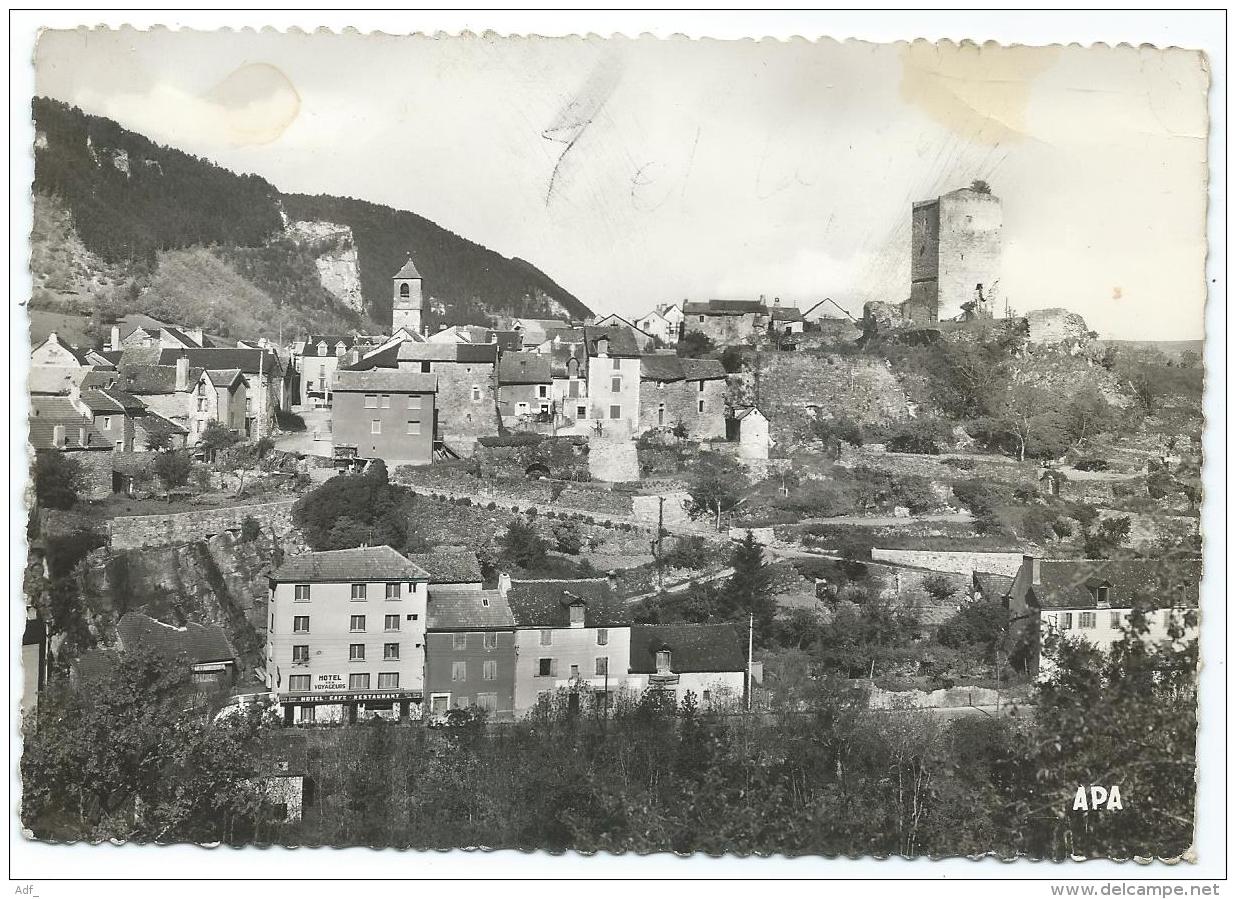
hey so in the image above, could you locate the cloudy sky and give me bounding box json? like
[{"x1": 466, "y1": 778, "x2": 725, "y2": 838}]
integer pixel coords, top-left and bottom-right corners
[{"x1": 35, "y1": 29, "x2": 1209, "y2": 340}]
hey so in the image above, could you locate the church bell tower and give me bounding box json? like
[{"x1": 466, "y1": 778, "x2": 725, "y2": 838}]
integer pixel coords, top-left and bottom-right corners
[{"x1": 391, "y1": 256, "x2": 424, "y2": 335}]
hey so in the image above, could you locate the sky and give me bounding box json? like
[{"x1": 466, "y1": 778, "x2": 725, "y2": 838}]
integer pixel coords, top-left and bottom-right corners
[{"x1": 34, "y1": 29, "x2": 1210, "y2": 340}]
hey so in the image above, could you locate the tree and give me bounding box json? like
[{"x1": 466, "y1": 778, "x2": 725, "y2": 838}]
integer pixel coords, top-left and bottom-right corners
[
  {"x1": 153, "y1": 450, "x2": 193, "y2": 500},
  {"x1": 719, "y1": 345, "x2": 744, "y2": 374},
  {"x1": 970, "y1": 179, "x2": 992, "y2": 194},
  {"x1": 199, "y1": 420, "x2": 241, "y2": 459},
  {"x1": 292, "y1": 469, "x2": 408, "y2": 551},
  {"x1": 21, "y1": 647, "x2": 270, "y2": 843},
  {"x1": 685, "y1": 452, "x2": 750, "y2": 529},
  {"x1": 32, "y1": 452, "x2": 83, "y2": 510},
  {"x1": 552, "y1": 520, "x2": 583, "y2": 555},
  {"x1": 1061, "y1": 387, "x2": 1121, "y2": 448},
  {"x1": 723, "y1": 531, "x2": 777, "y2": 641},
  {"x1": 1082, "y1": 516, "x2": 1131, "y2": 559},
  {"x1": 675, "y1": 331, "x2": 715, "y2": 359},
  {"x1": 500, "y1": 518, "x2": 549, "y2": 570},
  {"x1": 977, "y1": 382, "x2": 1068, "y2": 462},
  {"x1": 144, "y1": 430, "x2": 172, "y2": 452}
]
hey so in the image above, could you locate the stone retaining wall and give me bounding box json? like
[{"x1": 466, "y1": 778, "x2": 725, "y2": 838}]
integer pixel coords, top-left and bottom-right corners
[
  {"x1": 108, "y1": 500, "x2": 297, "y2": 550},
  {"x1": 870, "y1": 548, "x2": 1025, "y2": 577}
]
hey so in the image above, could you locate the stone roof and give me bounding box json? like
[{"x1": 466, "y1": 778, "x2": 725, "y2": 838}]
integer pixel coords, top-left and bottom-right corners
[
  {"x1": 394, "y1": 257, "x2": 423, "y2": 279},
  {"x1": 347, "y1": 341, "x2": 498, "y2": 369},
  {"x1": 116, "y1": 364, "x2": 202, "y2": 396},
  {"x1": 639, "y1": 355, "x2": 726, "y2": 382},
  {"x1": 628, "y1": 623, "x2": 746, "y2": 674},
  {"x1": 28, "y1": 396, "x2": 110, "y2": 450},
  {"x1": 682, "y1": 299, "x2": 768, "y2": 316},
  {"x1": 1027, "y1": 558, "x2": 1201, "y2": 611},
  {"x1": 581, "y1": 326, "x2": 641, "y2": 358},
  {"x1": 75, "y1": 613, "x2": 235, "y2": 683},
  {"x1": 973, "y1": 571, "x2": 1014, "y2": 601},
  {"x1": 135, "y1": 412, "x2": 189, "y2": 438},
  {"x1": 407, "y1": 551, "x2": 483, "y2": 584},
  {"x1": 301, "y1": 335, "x2": 361, "y2": 358},
  {"x1": 155, "y1": 347, "x2": 284, "y2": 377},
  {"x1": 269, "y1": 546, "x2": 431, "y2": 583},
  {"x1": 426, "y1": 589, "x2": 513, "y2": 631},
  {"x1": 498, "y1": 352, "x2": 552, "y2": 385},
  {"x1": 768, "y1": 306, "x2": 804, "y2": 322},
  {"x1": 506, "y1": 578, "x2": 631, "y2": 629},
  {"x1": 78, "y1": 387, "x2": 147, "y2": 414},
  {"x1": 204, "y1": 369, "x2": 245, "y2": 389},
  {"x1": 678, "y1": 358, "x2": 727, "y2": 381},
  {"x1": 332, "y1": 369, "x2": 437, "y2": 393}
]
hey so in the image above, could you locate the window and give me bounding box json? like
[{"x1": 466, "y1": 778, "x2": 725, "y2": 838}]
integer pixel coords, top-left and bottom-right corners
[
  {"x1": 384, "y1": 614, "x2": 400, "y2": 632},
  {"x1": 1096, "y1": 585, "x2": 1110, "y2": 604},
  {"x1": 612, "y1": 358, "x2": 621, "y2": 370},
  {"x1": 569, "y1": 605, "x2": 585, "y2": 627},
  {"x1": 294, "y1": 584, "x2": 311, "y2": 601},
  {"x1": 596, "y1": 628, "x2": 608, "y2": 646},
  {"x1": 1079, "y1": 612, "x2": 1097, "y2": 628},
  {"x1": 197, "y1": 382, "x2": 206, "y2": 396},
  {"x1": 699, "y1": 315, "x2": 705, "y2": 323},
  {"x1": 292, "y1": 645, "x2": 309, "y2": 664},
  {"x1": 538, "y1": 385, "x2": 548, "y2": 398},
  {"x1": 453, "y1": 633, "x2": 468, "y2": 650},
  {"x1": 569, "y1": 664, "x2": 580, "y2": 679},
  {"x1": 406, "y1": 421, "x2": 421, "y2": 435},
  {"x1": 595, "y1": 657, "x2": 608, "y2": 676},
  {"x1": 101, "y1": 416, "x2": 112, "y2": 430},
  {"x1": 1059, "y1": 612, "x2": 1073, "y2": 630},
  {"x1": 539, "y1": 629, "x2": 552, "y2": 646},
  {"x1": 349, "y1": 673, "x2": 370, "y2": 691},
  {"x1": 293, "y1": 616, "x2": 310, "y2": 633},
  {"x1": 698, "y1": 380, "x2": 705, "y2": 393},
  {"x1": 407, "y1": 395, "x2": 422, "y2": 410},
  {"x1": 197, "y1": 397, "x2": 207, "y2": 412},
  {"x1": 400, "y1": 283, "x2": 410, "y2": 298},
  {"x1": 698, "y1": 399, "x2": 705, "y2": 413},
  {"x1": 380, "y1": 395, "x2": 391, "y2": 408},
  {"x1": 383, "y1": 582, "x2": 401, "y2": 600},
  {"x1": 475, "y1": 692, "x2": 498, "y2": 712},
  {"x1": 350, "y1": 615, "x2": 366, "y2": 632},
  {"x1": 349, "y1": 643, "x2": 366, "y2": 661},
  {"x1": 351, "y1": 583, "x2": 368, "y2": 601},
  {"x1": 377, "y1": 672, "x2": 399, "y2": 689},
  {"x1": 516, "y1": 402, "x2": 529, "y2": 415},
  {"x1": 482, "y1": 660, "x2": 497, "y2": 681},
  {"x1": 371, "y1": 420, "x2": 382, "y2": 434},
  {"x1": 537, "y1": 658, "x2": 557, "y2": 677},
  {"x1": 471, "y1": 386, "x2": 481, "y2": 402},
  {"x1": 451, "y1": 661, "x2": 467, "y2": 682},
  {"x1": 656, "y1": 650, "x2": 672, "y2": 672},
  {"x1": 483, "y1": 633, "x2": 498, "y2": 650},
  {"x1": 288, "y1": 674, "x2": 310, "y2": 693},
  {"x1": 611, "y1": 377, "x2": 621, "y2": 393},
  {"x1": 420, "y1": 361, "x2": 431, "y2": 374},
  {"x1": 384, "y1": 643, "x2": 399, "y2": 661},
  {"x1": 365, "y1": 394, "x2": 378, "y2": 408},
  {"x1": 115, "y1": 441, "x2": 124, "y2": 451},
  {"x1": 1110, "y1": 611, "x2": 1122, "y2": 628},
  {"x1": 297, "y1": 705, "x2": 316, "y2": 724},
  {"x1": 576, "y1": 405, "x2": 587, "y2": 420},
  {"x1": 609, "y1": 405, "x2": 621, "y2": 420}
]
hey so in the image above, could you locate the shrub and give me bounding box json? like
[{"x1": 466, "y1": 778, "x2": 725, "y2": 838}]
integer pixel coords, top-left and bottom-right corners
[
  {"x1": 254, "y1": 436, "x2": 276, "y2": 460},
  {"x1": 553, "y1": 521, "x2": 584, "y2": 555},
  {"x1": 885, "y1": 418, "x2": 951, "y2": 455},
  {"x1": 239, "y1": 515, "x2": 261, "y2": 542},
  {"x1": 951, "y1": 479, "x2": 1006, "y2": 517},
  {"x1": 1074, "y1": 458, "x2": 1110, "y2": 472},
  {"x1": 1012, "y1": 482, "x2": 1039, "y2": 503},
  {"x1": 276, "y1": 409, "x2": 306, "y2": 432},
  {"x1": 476, "y1": 434, "x2": 544, "y2": 448},
  {"x1": 33, "y1": 452, "x2": 83, "y2": 510},
  {"x1": 499, "y1": 518, "x2": 549, "y2": 569},
  {"x1": 941, "y1": 457, "x2": 976, "y2": 471}
]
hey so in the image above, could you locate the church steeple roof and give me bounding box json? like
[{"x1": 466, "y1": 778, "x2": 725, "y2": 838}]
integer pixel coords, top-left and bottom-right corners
[{"x1": 394, "y1": 257, "x2": 422, "y2": 280}]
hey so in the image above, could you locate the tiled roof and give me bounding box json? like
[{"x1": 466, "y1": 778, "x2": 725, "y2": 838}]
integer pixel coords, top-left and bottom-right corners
[
  {"x1": 768, "y1": 306, "x2": 804, "y2": 322},
  {"x1": 488, "y1": 330, "x2": 524, "y2": 352},
  {"x1": 117, "y1": 612, "x2": 235, "y2": 664},
  {"x1": 160, "y1": 327, "x2": 204, "y2": 348},
  {"x1": 204, "y1": 368, "x2": 245, "y2": 389},
  {"x1": 731, "y1": 406, "x2": 766, "y2": 422},
  {"x1": 498, "y1": 353, "x2": 552, "y2": 385},
  {"x1": 28, "y1": 396, "x2": 110, "y2": 450},
  {"x1": 80, "y1": 370, "x2": 120, "y2": 390},
  {"x1": 679, "y1": 358, "x2": 727, "y2": 381},
  {"x1": 581, "y1": 326, "x2": 640, "y2": 358},
  {"x1": 115, "y1": 346, "x2": 163, "y2": 367},
  {"x1": 629, "y1": 623, "x2": 746, "y2": 674},
  {"x1": 302, "y1": 335, "x2": 362, "y2": 358},
  {"x1": 332, "y1": 369, "x2": 437, "y2": 393},
  {"x1": 155, "y1": 348, "x2": 284, "y2": 377},
  {"x1": 32, "y1": 334, "x2": 94, "y2": 366},
  {"x1": 394, "y1": 258, "x2": 423, "y2": 279},
  {"x1": 78, "y1": 387, "x2": 147, "y2": 414},
  {"x1": 346, "y1": 341, "x2": 498, "y2": 369},
  {"x1": 426, "y1": 590, "x2": 513, "y2": 630},
  {"x1": 1027, "y1": 558, "x2": 1202, "y2": 610},
  {"x1": 973, "y1": 571, "x2": 1014, "y2": 600},
  {"x1": 407, "y1": 551, "x2": 483, "y2": 584},
  {"x1": 135, "y1": 412, "x2": 188, "y2": 438},
  {"x1": 640, "y1": 354, "x2": 686, "y2": 381},
  {"x1": 269, "y1": 546, "x2": 431, "y2": 583},
  {"x1": 506, "y1": 578, "x2": 632, "y2": 628}
]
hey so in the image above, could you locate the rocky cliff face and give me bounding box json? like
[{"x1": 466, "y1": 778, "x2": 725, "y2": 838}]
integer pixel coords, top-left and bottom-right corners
[{"x1": 284, "y1": 220, "x2": 365, "y2": 313}]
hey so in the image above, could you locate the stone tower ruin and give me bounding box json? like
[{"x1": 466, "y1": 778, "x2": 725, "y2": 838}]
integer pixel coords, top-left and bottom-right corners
[{"x1": 906, "y1": 185, "x2": 1002, "y2": 324}]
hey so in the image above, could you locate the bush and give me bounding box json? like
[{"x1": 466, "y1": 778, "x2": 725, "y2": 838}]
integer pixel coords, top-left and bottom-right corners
[
  {"x1": 476, "y1": 434, "x2": 545, "y2": 448},
  {"x1": 499, "y1": 518, "x2": 549, "y2": 569},
  {"x1": 239, "y1": 515, "x2": 261, "y2": 542},
  {"x1": 292, "y1": 466, "x2": 409, "y2": 551},
  {"x1": 885, "y1": 418, "x2": 951, "y2": 455},
  {"x1": 553, "y1": 521, "x2": 584, "y2": 555},
  {"x1": 33, "y1": 452, "x2": 83, "y2": 510},
  {"x1": 254, "y1": 436, "x2": 276, "y2": 460},
  {"x1": 811, "y1": 416, "x2": 864, "y2": 450},
  {"x1": 951, "y1": 479, "x2": 1006, "y2": 517},
  {"x1": 1073, "y1": 458, "x2": 1110, "y2": 472},
  {"x1": 941, "y1": 457, "x2": 976, "y2": 471}
]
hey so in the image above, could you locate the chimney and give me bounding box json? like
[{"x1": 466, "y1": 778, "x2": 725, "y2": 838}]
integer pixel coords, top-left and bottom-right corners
[
  {"x1": 188, "y1": 327, "x2": 205, "y2": 347},
  {"x1": 52, "y1": 425, "x2": 65, "y2": 448},
  {"x1": 175, "y1": 353, "x2": 190, "y2": 391},
  {"x1": 497, "y1": 572, "x2": 512, "y2": 598},
  {"x1": 1024, "y1": 554, "x2": 1041, "y2": 585},
  {"x1": 110, "y1": 325, "x2": 121, "y2": 352}
]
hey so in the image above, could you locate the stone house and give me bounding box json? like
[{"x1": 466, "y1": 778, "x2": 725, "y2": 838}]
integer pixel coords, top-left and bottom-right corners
[
  {"x1": 295, "y1": 335, "x2": 367, "y2": 408},
  {"x1": 535, "y1": 330, "x2": 591, "y2": 427},
  {"x1": 767, "y1": 302, "x2": 805, "y2": 337},
  {"x1": 682, "y1": 299, "x2": 769, "y2": 345},
  {"x1": 580, "y1": 327, "x2": 642, "y2": 437},
  {"x1": 627, "y1": 623, "x2": 747, "y2": 709},
  {"x1": 266, "y1": 546, "x2": 432, "y2": 724},
  {"x1": 637, "y1": 354, "x2": 727, "y2": 438},
  {"x1": 636, "y1": 303, "x2": 683, "y2": 346},
  {"x1": 590, "y1": 314, "x2": 658, "y2": 351},
  {"x1": 155, "y1": 348, "x2": 289, "y2": 438},
  {"x1": 28, "y1": 395, "x2": 114, "y2": 499},
  {"x1": 29, "y1": 332, "x2": 115, "y2": 397},
  {"x1": 424, "y1": 588, "x2": 517, "y2": 719},
  {"x1": 331, "y1": 368, "x2": 437, "y2": 467},
  {"x1": 496, "y1": 352, "x2": 554, "y2": 424},
  {"x1": 1007, "y1": 555, "x2": 1201, "y2": 679},
  {"x1": 113, "y1": 357, "x2": 246, "y2": 446},
  {"x1": 727, "y1": 406, "x2": 772, "y2": 459},
  {"x1": 76, "y1": 385, "x2": 147, "y2": 452},
  {"x1": 506, "y1": 577, "x2": 635, "y2": 716},
  {"x1": 73, "y1": 612, "x2": 238, "y2": 689},
  {"x1": 345, "y1": 340, "x2": 499, "y2": 456},
  {"x1": 506, "y1": 317, "x2": 573, "y2": 350}
]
